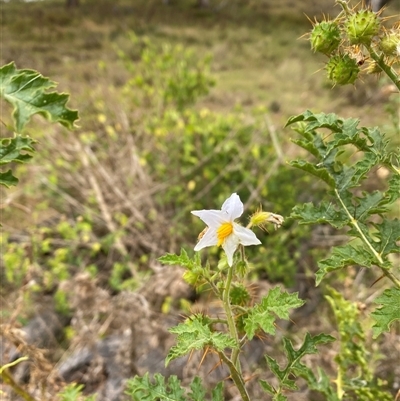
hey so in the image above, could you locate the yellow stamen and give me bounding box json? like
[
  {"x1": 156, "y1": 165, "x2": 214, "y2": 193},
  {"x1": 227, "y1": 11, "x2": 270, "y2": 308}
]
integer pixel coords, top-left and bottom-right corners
[{"x1": 217, "y1": 222, "x2": 233, "y2": 246}]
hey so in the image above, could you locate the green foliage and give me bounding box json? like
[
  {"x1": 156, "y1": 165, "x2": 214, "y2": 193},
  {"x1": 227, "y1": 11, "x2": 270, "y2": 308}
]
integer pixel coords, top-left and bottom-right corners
[
  {"x1": 0, "y1": 62, "x2": 78, "y2": 133},
  {"x1": 125, "y1": 373, "x2": 224, "y2": 401},
  {"x1": 2, "y1": 216, "x2": 106, "y2": 295},
  {"x1": 3, "y1": 241, "x2": 30, "y2": 287},
  {"x1": 160, "y1": 249, "x2": 206, "y2": 288},
  {"x1": 58, "y1": 383, "x2": 96, "y2": 401},
  {"x1": 371, "y1": 287, "x2": 400, "y2": 338},
  {"x1": 0, "y1": 62, "x2": 78, "y2": 189},
  {"x1": 285, "y1": 94, "x2": 398, "y2": 395},
  {"x1": 244, "y1": 287, "x2": 305, "y2": 339},
  {"x1": 155, "y1": 240, "x2": 332, "y2": 401},
  {"x1": 261, "y1": 333, "x2": 335, "y2": 400},
  {"x1": 0, "y1": 134, "x2": 36, "y2": 187},
  {"x1": 322, "y1": 287, "x2": 393, "y2": 400},
  {"x1": 166, "y1": 314, "x2": 237, "y2": 366},
  {"x1": 118, "y1": 32, "x2": 214, "y2": 112},
  {"x1": 326, "y1": 287, "x2": 369, "y2": 377},
  {"x1": 286, "y1": 112, "x2": 400, "y2": 333}
]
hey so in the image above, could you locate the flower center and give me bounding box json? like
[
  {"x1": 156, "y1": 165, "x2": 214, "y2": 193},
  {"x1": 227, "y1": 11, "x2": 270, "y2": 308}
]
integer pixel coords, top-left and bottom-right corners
[{"x1": 217, "y1": 222, "x2": 233, "y2": 246}]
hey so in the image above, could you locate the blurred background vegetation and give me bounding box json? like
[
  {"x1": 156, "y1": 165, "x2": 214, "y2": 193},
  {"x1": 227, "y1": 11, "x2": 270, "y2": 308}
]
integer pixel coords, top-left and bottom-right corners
[{"x1": 0, "y1": 0, "x2": 399, "y2": 399}]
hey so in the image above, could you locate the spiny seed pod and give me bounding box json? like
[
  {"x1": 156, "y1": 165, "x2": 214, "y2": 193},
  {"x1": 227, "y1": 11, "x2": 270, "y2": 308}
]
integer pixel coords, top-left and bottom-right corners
[
  {"x1": 310, "y1": 21, "x2": 341, "y2": 55},
  {"x1": 326, "y1": 54, "x2": 360, "y2": 85},
  {"x1": 379, "y1": 30, "x2": 400, "y2": 56},
  {"x1": 345, "y1": 10, "x2": 380, "y2": 45},
  {"x1": 230, "y1": 284, "x2": 251, "y2": 306}
]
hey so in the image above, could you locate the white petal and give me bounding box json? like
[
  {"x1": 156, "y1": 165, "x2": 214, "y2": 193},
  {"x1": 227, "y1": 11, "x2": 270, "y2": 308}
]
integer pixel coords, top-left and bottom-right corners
[
  {"x1": 221, "y1": 193, "x2": 243, "y2": 220},
  {"x1": 191, "y1": 210, "x2": 225, "y2": 228},
  {"x1": 194, "y1": 226, "x2": 218, "y2": 251},
  {"x1": 222, "y1": 234, "x2": 240, "y2": 266},
  {"x1": 233, "y1": 224, "x2": 261, "y2": 246}
]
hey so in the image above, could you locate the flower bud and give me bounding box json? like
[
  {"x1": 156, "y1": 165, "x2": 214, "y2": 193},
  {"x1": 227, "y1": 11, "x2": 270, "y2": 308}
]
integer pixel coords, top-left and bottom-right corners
[
  {"x1": 310, "y1": 21, "x2": 341, "y2": 55},
  {"x1": 326, "y1": 54, "x2": 360, "y2": 85},
  {"x1": 250, "y1": 210, "x2": 284, "y2": 230},
  {"x1": 345, "y1": 10, "x2": 380, "y2": 45}
]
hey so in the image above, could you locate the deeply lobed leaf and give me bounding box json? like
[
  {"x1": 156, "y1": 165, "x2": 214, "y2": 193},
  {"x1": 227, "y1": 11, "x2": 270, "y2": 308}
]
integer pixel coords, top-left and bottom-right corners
[
  {"x1": 371, "y1": 287, "x2": 400, "y2": 337},
  {"x1": 0, "y1": 62, "x2": 78, "y2": 132},
  {"x1": 371, "y1": 219, "x2": 400, "y2": 257},
  {"x1": 244, "y1": 287, "x2": 304, "y2": 339},
  {"x1": 0, "y1": 134, "x2": 36, "y2": 187},
  {"x1": 0, "y1": 169, "x2": 18, "y2": 188},
  {"x1": 166, "y1": 314, "x2": 236, "y2": 365},
  {"x1": 125, "y1": 373, "x2": 223, "y2": 401},
  {"x1": 316, "y1": 244, "x2": 375, "y2": 285},
  {"x1": 0, "y1": 134, "x2": 36, "y2": 165},
  {"x1": 290, "y1": 201, "x2": 348, "y2": 229},
  {"x1": 262, "y1": 333, "x2": 334, "y2": 399}
]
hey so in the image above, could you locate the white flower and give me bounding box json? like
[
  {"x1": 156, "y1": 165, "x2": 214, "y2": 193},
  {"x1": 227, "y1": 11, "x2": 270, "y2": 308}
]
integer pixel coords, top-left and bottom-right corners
[{"x1": 191, "y1": 193, "x2": 261, "y2": 266}]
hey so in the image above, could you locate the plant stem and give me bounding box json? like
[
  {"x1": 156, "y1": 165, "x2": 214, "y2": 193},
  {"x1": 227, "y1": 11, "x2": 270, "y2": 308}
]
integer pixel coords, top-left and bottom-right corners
[
  {"x1": 218, "y1": 351, "x2": 251, "y2": 401},
  {"x1": 335, "y1": 189, "x2": 400, "y2": 288},
  {"x1": 222, "y1": 263, "x2": 241, "y2": 371},
  {"x1": 0, "y1": 369, "x2": 37, "y2": 401},
  {"x1": 367, "y1": 45, "x2": 400, "y2": 91},
  {"x1": 336, "y1": 0, "x2": 352, "y2": 16}
]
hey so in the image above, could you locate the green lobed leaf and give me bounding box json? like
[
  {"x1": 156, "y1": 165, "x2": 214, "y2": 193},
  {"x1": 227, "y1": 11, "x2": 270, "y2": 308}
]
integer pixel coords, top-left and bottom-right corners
[
  {"x1": 297, "y1": 367, "x2": 340, "y2": 401},
  {"x1": 289, "y1": 159, "x2": 335, "y2": 187},
  {"x1": 325, "y1": 117, "x2": 365, "y2": 152},
  {"x1": 0, "y1": 62, "x2": 78, "y2": 132},
  {"x1": 0, "y1": 170, "x2": 18, "y2": 188},
  {"x1": 290, "y1": 201, "x2": 348, "y2": 229},
  {"x1": 285, "y1": 110, "x2": 346, "y2": 133},
  {"x1": 352, "y1": 191, "x2": 386, "y2": 221},
  {"x1": 316, "y1": 244, "x2": 375, "y2": 285},
  {"x1": 211, "y1": 382, "x2": 224, "y2": 401},
  {"x1": 263, "y1": 333, "x2": 334, "y2": 399},
  {"x1": 291, "y1": 136, "x2": 322, "y2": 159},
  {"x1": 324, "y1": 119, "x2": 388, "y2": 158},
  {"x1": 159, "y1": 249, "x2": 205, "y2": 287},
  {"x1": 265, "y1": 354, "x2": 297, "y2": 391},
  {"x1": 159, "y1": 248, "x2": 200, "y2": 269},
  {"x1": 283, "y1": 333, "x2": 335, "y2": 364},
  {"x1": 333, "y1": 154, "x2": 378, "y2": 192},
  {"x1": 188, "y1": 377, "x2": 224, "y2": 401},
  {"x1": 166, "y1": 314, "x2": 236, "y2": 366},
  {"x1": 244, "y1": 287, "x2": 305, "y2": 339},
  {"x1": 125, "y1": 373, "x2": 185, "y2": 401},
  {"x1": 188, "y1": 376, "x2": 206, "y2": 401},
  {"x1": 379, "y1": 174, "x2": 400, "y2": 207},
  {"x1": 0, "y1": 134, "x2": 36, "y2": 165},
  {"x1": 371, "y1": 219, "x2": 400, "y2": 258},
  {"x1": 282, "y1": 333, "x2": 336, "y2": 381},
  {"x1": 259, "y1": 380, "x2": 275, "y2": 395},
  {"x1": 371, "y1": 287, "x2": 400, "y2": 338},
  {"x1": 362, "y1": 126, "x2": 389, "y2": 157},
  {"x1": 287, "y1": 111, "x2": 392, "y2": 198},
  {"x1": 290, "y1": 127, "x2": 331, "y2": 160}
]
